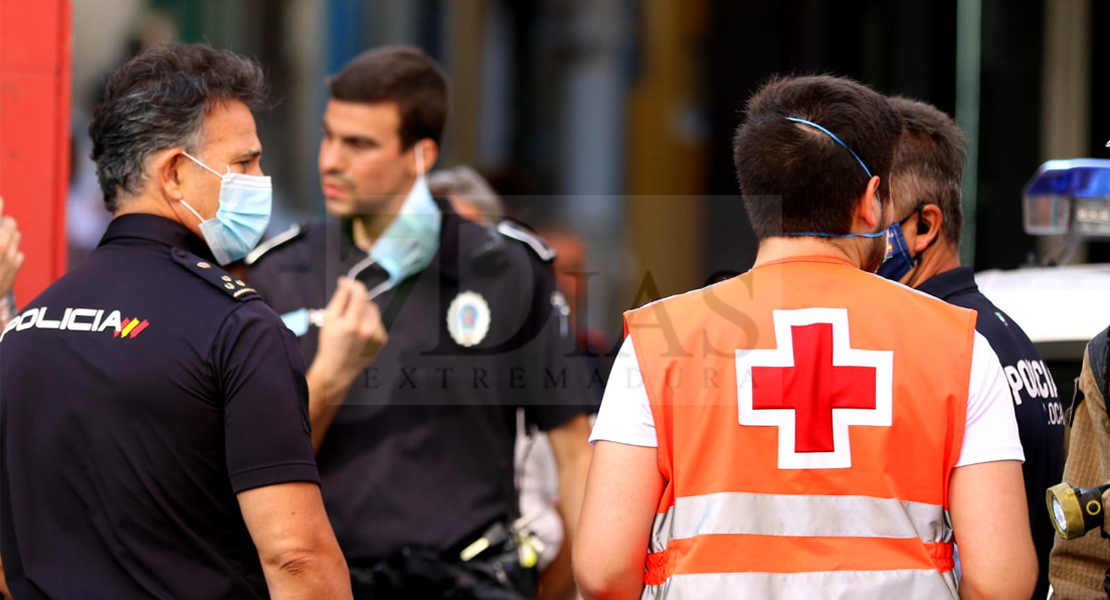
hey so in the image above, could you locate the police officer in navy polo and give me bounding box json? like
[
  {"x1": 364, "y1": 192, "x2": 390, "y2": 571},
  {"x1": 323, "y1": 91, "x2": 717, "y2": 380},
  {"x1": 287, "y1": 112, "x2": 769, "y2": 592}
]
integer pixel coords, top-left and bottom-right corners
[
  {"x1": 878, "y1": 96, "x2": 1064, "y2": 600},
  {"x1": 246, "y1": 46, "x2": 594, "y2": 599},
  {"x1": 0, "y1": 44, "x2": 352, "y2": 600}
]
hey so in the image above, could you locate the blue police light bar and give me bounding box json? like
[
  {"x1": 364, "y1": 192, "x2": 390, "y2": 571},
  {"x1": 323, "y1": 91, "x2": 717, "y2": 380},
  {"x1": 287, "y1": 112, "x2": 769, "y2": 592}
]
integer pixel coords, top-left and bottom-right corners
[{"x1": 1023, "y1": 159, "x2": 1110, "y2": 237}]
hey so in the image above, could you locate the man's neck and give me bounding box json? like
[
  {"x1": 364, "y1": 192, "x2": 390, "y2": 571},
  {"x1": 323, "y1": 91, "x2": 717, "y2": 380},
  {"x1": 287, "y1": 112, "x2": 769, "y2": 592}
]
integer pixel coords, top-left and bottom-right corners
[
  {"x1": 113, "y1": 194, "x2": 183, "y2": 224},
  {"x1": 348, "y1": 182, "x2": 414, "y2": 251},
  {"x1": 753, "y1": 237, "x2": 868, "y2": 270},
  {"x1": 907, "y1": 243, "x2": 962, "y2": 288},
  {"x1": 351, "y1": 213, "x2": 396, "y2": 252}
]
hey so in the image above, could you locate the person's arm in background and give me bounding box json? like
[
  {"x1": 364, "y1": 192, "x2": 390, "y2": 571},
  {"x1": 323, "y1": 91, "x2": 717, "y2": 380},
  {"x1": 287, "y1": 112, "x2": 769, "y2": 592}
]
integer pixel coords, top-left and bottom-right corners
[
  {"x1": 573, "y1": 337, "x2": 663, "y2": 600},
  {"x1": 0, "y1": 196, "x2": 21, "y2": 595},
  {"x1": 949, "y1": 461, "x2": 1036, "y2": 600},
  {"x1": 304, "y1": 277, "x2": 387, "y2": 452},
  {"x1": 523, "y1": 254, "x2": 595, "y2": 563},
  {"x1": 950, "y1": 334, "x2": 1037, "y2": 600},
  {"x1": 239, "y1": 482, "x2": 352, "y2": 600},
  {"x1": 0, "y1": 196, "x2": 25, "y2": 327},
  {"x1": 218, "y1": 302, "x2": 353, "y2": 598},
  {"x1": 548, "y1": 415, "x2": 593, "y2": 555},
  {"x1": 573, "y1": 440, "x2": 665, "y2": 600}
]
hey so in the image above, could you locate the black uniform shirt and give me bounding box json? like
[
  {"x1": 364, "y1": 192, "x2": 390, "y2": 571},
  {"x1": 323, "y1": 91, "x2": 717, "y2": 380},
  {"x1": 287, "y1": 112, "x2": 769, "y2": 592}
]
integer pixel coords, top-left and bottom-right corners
[
  {"x1": 247, "y1": 201, "x2": 590, "y2": 561},
  {"x1": 0, "y1": 214, "x2": 319, "y2": 600},
  {"x1": 918, "y1": 266, "x2": 1065, "y2": 600}
]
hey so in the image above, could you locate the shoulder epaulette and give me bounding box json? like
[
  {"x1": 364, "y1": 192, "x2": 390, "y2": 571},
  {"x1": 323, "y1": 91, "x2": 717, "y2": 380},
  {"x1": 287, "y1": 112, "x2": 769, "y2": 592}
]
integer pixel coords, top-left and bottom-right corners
[
  {"x1": 496, "y1": 220, "x2": 555, "y2": 262},
  {"x1": 245, "y1": 224, "x2": 302, "y2": 266},
  {"x1": 171, "y1": 248, "x2": 259, "y2": 301}
]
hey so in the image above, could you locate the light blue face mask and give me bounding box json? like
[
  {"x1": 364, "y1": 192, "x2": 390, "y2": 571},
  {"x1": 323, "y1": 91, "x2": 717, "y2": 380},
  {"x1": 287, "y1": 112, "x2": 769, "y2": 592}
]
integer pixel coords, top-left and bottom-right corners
[
  {"x1": 347, "y1": 145, "x2": 442, "y2": 299},
  {"x1": 180, "y1": 152, "x2": 273, "y2": 265}
]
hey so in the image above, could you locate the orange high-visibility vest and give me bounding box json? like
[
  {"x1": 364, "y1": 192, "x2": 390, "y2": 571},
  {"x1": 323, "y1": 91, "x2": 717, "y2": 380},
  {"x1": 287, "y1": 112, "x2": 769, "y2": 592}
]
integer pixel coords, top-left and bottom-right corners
[{"x1": 625, "y1": 256, "x2": 977, "y2": 599}]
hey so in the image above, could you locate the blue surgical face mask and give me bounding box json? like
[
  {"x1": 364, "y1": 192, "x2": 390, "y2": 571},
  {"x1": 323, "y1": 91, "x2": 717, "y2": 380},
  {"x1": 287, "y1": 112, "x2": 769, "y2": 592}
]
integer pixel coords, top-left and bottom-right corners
[
  {"x1": 876, "y1": 222, "x2": 915, "y2": 280},
  {"x1": 347, "y1": 145, "x2": 442, "y2": 299},
  {"x1": 180, "y1": 152, "x2": 273, "y2": 266}
]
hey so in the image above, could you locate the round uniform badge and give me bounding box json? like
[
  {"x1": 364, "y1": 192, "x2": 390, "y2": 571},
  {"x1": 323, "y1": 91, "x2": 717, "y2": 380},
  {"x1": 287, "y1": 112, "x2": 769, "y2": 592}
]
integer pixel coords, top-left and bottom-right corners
[{"x1": 447, "y1": 291, "x2": 491, "y2": 347}]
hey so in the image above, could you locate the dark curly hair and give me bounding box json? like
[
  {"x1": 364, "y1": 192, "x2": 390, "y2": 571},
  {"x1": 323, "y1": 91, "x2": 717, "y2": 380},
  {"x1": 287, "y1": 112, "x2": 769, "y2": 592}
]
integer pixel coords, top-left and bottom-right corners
[
  {"x1": 89, "y1": 43, "x2": 268, "y2": 211},
  {"x1": 888, "y1": 96, "x2": 967, "y2": 248},
  {"x1": 327, "y1": 46, "x2": 449, "y2": 149},
  {"x1": 733, "y1": 74, "x2": 902, "y2": 239}
]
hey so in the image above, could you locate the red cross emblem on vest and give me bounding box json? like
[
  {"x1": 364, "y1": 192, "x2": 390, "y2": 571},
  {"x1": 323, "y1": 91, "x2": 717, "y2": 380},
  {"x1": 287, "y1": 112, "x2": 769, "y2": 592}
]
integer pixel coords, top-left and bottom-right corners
[{"x1": 736, "y1": 308, "x2": 893, "y2": 469}]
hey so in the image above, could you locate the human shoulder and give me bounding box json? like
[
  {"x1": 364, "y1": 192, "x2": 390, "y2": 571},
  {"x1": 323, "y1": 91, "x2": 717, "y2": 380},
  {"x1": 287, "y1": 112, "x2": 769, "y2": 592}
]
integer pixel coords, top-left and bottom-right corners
[
  {"x1": 872, "y1": 271, "x2": 979, "y2": 321},
  {"x1": 966, "y1": 298, "x2": 1042, "y2": 361},
  {"x1": 444, "y1": 216, "x2": 556, "y2": 282},
  {"x1": 170, "y1": 247, "x2": 261, "y2": 303},
  {"x1": 496, "y1": 219, "x2": 555, "y2": 263},
  {"x1": 1085, "y1": 326, "x2": 1110, "y2": 401},
  {"x1": 628, "y1": 272, "x2": 751, "y2": 318}
]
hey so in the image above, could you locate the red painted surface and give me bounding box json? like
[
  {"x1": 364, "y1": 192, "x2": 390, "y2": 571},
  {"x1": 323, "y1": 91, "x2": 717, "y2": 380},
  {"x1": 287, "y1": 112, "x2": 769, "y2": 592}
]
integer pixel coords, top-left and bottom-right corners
[{"x1": 0, "y1": 0, "x2": 72, "y2": 305}]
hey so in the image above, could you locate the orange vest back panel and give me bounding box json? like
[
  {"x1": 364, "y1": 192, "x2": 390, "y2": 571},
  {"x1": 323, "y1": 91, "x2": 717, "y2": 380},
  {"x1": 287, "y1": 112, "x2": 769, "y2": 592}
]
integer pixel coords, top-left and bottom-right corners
[{"x1": 625, "y1": 257, "x2": 977, "y2": 598}]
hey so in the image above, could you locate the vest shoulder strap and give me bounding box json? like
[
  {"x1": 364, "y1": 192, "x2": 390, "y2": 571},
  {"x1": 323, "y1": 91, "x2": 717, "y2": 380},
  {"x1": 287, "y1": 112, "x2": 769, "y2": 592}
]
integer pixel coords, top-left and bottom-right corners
[{"x1": 1084, "y1": 326, "x2": 1110, "y2": 422}]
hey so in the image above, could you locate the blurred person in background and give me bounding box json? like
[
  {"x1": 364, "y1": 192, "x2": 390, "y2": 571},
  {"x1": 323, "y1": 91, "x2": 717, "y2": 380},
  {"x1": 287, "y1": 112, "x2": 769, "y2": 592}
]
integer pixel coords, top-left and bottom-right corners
[
  {"x1": 0, "y1": 43, "x2": 350, "y2": 600},
  {"x1": 575, "y1": 74, "x2": 1035, "y2": 600},
  {"x1": 529, "y1": 221, "x2": 611, "y2": 600},
  {"x1": 246, "y1": 46, "x2": 593, "y2": 599},
  {"x1": 532, "y1": 221, "x2": 614, "y2": 393},
  {"x1": 69, "y1": 11, "x2": 180, "y2": 269},
  {"x1": 877, "y1": 96, "x2": 1063, "y2": 600},
  {"x1": 429, "y1": 165, "x2": 578, "y2": 600},
  {"x1": 429, "y1": 165, "x2": 506, "y2": 224},
  {"x1": 0, "y1": 197, "x2": 24, "y2": 327}
]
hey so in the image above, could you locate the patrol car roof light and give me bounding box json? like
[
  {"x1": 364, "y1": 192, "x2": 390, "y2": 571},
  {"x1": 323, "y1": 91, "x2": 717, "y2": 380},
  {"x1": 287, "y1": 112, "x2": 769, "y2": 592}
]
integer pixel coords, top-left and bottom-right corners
[{"x1": 1023, "y1": 159, "x2": 1110, "y2": 238}]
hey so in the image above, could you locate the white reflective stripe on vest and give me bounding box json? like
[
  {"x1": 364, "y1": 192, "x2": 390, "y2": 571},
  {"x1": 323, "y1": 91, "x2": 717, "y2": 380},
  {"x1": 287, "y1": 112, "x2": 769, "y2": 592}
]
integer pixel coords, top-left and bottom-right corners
[
  {"x1": 642, "y1": 569, "x2": 958, "y2": 600},
  {"x1": 649, "y1": 492, "x2": 951, "y2": 553}
]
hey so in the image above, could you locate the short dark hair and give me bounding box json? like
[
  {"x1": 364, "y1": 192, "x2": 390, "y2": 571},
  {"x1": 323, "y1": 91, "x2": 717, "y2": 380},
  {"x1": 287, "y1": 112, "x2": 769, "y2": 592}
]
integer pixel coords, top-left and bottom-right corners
[
  {"x1": 888, "y1": 96, "x2": 967, "y2": 248},
  {"x1": 733, "y1": 75, "x2": 902, "y2": 239},
  {"x1": 327, "y1": 46, "x2": 449, "y2": 149},
  {"x1": 89, "y1": 43, "x2": 267, "y2": 212}
]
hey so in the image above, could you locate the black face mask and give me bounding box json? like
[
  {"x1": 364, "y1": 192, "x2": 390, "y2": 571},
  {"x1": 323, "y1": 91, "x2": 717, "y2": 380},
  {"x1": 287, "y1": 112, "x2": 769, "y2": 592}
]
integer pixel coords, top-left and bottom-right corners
[
  {"x1": 876, "y1": 220, "x2": 916, "y2": 281},
  {"x1": 876, "y1": 204, "x2": 933, "y2": 282}
]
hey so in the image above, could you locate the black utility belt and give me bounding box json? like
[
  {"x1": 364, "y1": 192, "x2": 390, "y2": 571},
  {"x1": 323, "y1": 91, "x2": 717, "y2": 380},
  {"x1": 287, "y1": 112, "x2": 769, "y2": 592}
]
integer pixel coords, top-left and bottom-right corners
[{"x1": 348, "y1": 522, "x2": 537, "y2": 600}]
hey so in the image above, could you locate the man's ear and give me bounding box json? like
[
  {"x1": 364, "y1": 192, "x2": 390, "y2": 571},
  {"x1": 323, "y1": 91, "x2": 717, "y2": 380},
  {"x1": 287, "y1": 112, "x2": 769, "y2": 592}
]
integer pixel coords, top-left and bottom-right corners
[
  {"x1": 912, "y1": 204, "x2": 943, "y2": 253},
  {"x1": 856, "y1": 176, "x2": 884, "y2": 230},
  {"x1": 153, "y1": 148, "x2": 186, "y2": 204},
  {"x1": 417, "y1": 139, "x2": 439, "y2": 174}
]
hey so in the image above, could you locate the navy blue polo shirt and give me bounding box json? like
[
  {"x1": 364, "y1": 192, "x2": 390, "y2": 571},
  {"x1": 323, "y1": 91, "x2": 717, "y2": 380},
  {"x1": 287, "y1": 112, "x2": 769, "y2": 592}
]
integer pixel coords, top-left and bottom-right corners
[
  {"x1": 0, "y1": 214, "x2": 319, "y2": 599},
  {"x1": 917, "y1": 266, "x2": 1064, "y2": 600},
  {"x1": 247, "y1": 202, "x2": 591, "y2": 561}
]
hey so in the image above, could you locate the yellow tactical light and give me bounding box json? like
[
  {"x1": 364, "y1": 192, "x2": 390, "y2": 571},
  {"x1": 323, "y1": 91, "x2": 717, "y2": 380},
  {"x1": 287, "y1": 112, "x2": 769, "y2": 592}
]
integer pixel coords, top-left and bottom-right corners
[{"x1": 1047, "y1": 482, "x2": 1110, "y2": 540}]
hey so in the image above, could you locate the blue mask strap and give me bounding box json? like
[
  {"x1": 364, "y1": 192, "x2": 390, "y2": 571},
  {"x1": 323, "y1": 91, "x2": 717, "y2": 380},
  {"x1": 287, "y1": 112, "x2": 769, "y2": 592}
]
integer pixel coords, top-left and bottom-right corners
[
  {"x1": 772, "y1": 117, "x2": 884, "y2": 239},
  {"x1": 777, "y1": 229, "x2": 887, "y2": 239},
  {"x1": 784, "y1": 117, "x2": 873, "y2": 178}
]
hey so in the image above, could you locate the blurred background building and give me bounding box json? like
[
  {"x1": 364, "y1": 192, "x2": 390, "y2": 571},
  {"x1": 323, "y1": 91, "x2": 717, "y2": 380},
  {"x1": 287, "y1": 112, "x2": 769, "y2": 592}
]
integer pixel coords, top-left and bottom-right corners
[{"x1": 65, "y1": 0, "x2": 1105, "y2": 340}]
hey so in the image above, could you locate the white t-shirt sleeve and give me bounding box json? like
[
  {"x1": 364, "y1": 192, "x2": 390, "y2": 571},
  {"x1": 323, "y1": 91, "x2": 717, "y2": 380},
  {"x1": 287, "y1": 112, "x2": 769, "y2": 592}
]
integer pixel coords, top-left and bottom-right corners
[
  {"x1": 588, "y1": 332, "x2": 1026, "y2": 466},
  {"x1": 589, "y1": 336, "x2": 658, "y2": 447},
  {"x1": 954, "y1": 331, "x2": 1025, "y2": 467}
]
